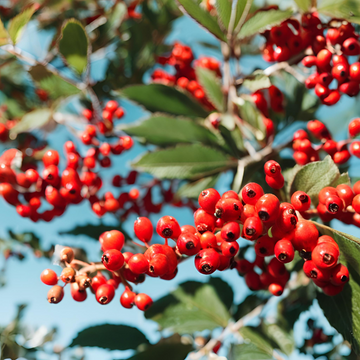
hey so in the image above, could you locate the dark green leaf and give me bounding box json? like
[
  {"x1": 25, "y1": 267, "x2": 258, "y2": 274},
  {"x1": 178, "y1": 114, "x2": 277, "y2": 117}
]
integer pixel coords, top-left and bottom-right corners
[
  {"x1": 208, "y1": 277, "x2": 234, "y2": 310},
  {"x1": 132, "y1": 144, "x2": 236, "y2": 180},
  {"x1": 238, "y1": 327, "x2": 274, "y2": 355},
  {"x1": 176, "y1": 0, "x2": 227, "y2": 41},
  {"x1": 315, "y1": 222, "x2": 360, "y2": 355},
  {"x1": 145, "y1": 280, "x2": 231, "y2": 333},
  {"x1": 10, "y1": 109, "x2": 53, "y2": 138},
  {"x1": 69, "y1": 324, "x2": 149, "y2": 350},
  {"x1": 215, "y1": 0, "x2": 232, "y2": 29},
  {"x1": 8, "y1": 5, "x2": 37, "y2": 44},
  {"x1": 125, "y1": 335, "x2": 192, "y2": 360},
  {"x1": 59, "y1": 223, "x2": 131, "y2": 241},
  {"x1": 58, "y1": 19, "x2": 89, "y2": 75},
  {"x1": 195, "y1": 67, "x2": 224, "y2": 112},
  {"x1": 234, "y1": 294, "x2": 269, "y2": 320},
  {"x1": 29, "y1": 65, "x2": 81, "y2": 99},
  {"x1": 121, "y1": 115, "x2": 221, "y2": 148},
  {"x1": 176, "y1": 175, "x2": 219, "y2": 199},
  {"x1": 121, "y1": 84, "x2": 209, "y2": 117},
  {"x1": 238, "y1": 99, "x2": 266, "y2": 141},
  {"x1": 219, "y1": 124, "x2": 245, "y2": 158},
  {"x1": 231, "y1": 343, "x2": 273, "y2": 360},
  {"x1": 242, "y1": 71, "x2": 271, "y2": 92},
  {"x1": 318, "y1": 0, "x2": 360, "y2": 24},
  {"x1": 294, "y1": 0, "x2": 311, "y2": 11},
  {"x1": 290, "y1": 156, "x2": 349, "y2": 207},
  {"x1": 239, "y1": 9, "x2": 293, "y2": 39}
]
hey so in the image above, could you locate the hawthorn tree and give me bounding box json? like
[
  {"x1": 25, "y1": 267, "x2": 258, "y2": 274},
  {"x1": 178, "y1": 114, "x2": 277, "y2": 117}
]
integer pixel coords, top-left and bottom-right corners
[{"x1": 1, "y1": 0, "x2": 360, "y2": 359}]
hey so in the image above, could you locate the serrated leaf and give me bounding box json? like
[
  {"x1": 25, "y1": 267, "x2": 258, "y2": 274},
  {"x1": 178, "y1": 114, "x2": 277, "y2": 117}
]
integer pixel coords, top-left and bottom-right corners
[
  {"x1": 318, "y1": 0, "x2": 360, "y2": 24},
  {"x1": 145, "y1": 280, "x2": 231, "y2": 333},
  {"x1": 238, "y1": 100, "x2": 266, "y2": 141},
  {"x1": 29, "y1": 65, "x2": 81, "y2": 99},
  {"x1": 121, "y1": 84, "x2": 209, "y2": 117},
  {"x1": 8, "y1": 5, "x2": 37, "y2": 44},
  {"x1": 176, "y1": 175, "x2": 219, "y2": 199},
  {"x1": 235, "y1": 0, "x2": 254, "y2": 30},
  {"x1": 231, "y1": 343, "x2": 273, "y2": 360},
  {"x1": 289, "y1": 156, "x2": 350, "y2": 206},
  {"x1": 10, "y1": 109, "x2": 52, "y2": 138},
  {"x1": 239, "y1": 9, "x2": 293, "y2": 39},
  {"x1": 314, "y1": 222, "x2": 360, "y2": 355},
  {"x1": 239, "y1": 327, "x2": 274, "y2": 355},
  {"x1": 195, "y1": 67, "x2": 224, "y2": 112},
  {"x1": 132, "y1": 144, "x2": 236, "y2": 180},
  {"x1": 242, "y1": 71, "x2": 271, "y2": 92},
  {"x1": 121, "y1": 115, "x2": 222, "y2": 148},
  {"x1": 58, "y1": 19, "x2": 88, "y2": 75},
  {"x1": 215, "y1": 0, "x2": 232, "y2": 29},
  {"x1": 177, "y1": 0, "x2": 227, "y2": 41},
  {"x1": 0, "y1": 19, "x2": 9, "y2": 46},
  {"x1": 104, "y1": 3, "x2": 127, "y2": 37},
  {"x1": 294, "y1": 0, "x2": 311, "y2": 11},
  {"x1": 69, "y1": 324, "x2": 149, "y2": 350}
]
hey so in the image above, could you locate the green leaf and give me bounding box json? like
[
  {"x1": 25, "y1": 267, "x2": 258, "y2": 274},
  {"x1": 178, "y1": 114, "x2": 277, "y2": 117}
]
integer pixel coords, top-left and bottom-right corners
[
  {"x1": 315, "y1": 222, "x2": 360, "y2": 355},
  {"x1": 239, "y1": 327, "x2": 274, "y2": 355},
  {"x1": 125, "y1": 335, "x2": 192, "y2": 360},
  {"x1": 10, "y1": 109, "x2": 52, "y2": 138},
  {"x1": 132, "y1": 144, "x2": 236, "y2": 180},
  {"x1": 235, "y1": 0, "x2": 254, "y2": 30},
  {"x1": 121, "y1": 115, "x2": 221, "y2": 148},
  {"x1": 195, "y1": 67, "x2": 224, "y2": 112},
  {"x1": 69, "y1": 324, "x2": 149, "y2": 350},
  {"x1": 289, "y1": 156, "x2": 349, "y2": 207},
  {"x1": 239, "y1": 9, "x2": 293, "y2": 39},
  {"x1": 242, "y1": 71, "x2": 271, "y2": 93},
  {"x1": 318, "y1": 0, "x2": 360, "y2": 24},
  {"x1": 331, "y1": 172, "x2": 351, "y2": 187},
  {"x1": 261, "y1": 322, "x2": 295, "y2": 356},
  {"x1": 122, "y1": 84, "x2": 209, "y2": 117},
  {"x1": 234, "y1": 294, "x2": 269, "y2": 320},
  {"x1": 58, "y1": 19, "x2": 89, "y2": 75},
  {"x1": 294, "y1": 0, "x2": 311, "y2": 12},
  {"x1": 29, "y1": 65, "x2": 81, "y2": 99},
  {"x1": 104, "y1": 3, "x2": 127, "y2": 37},
  {"x1": 231, "y1": 343, "x2": 273, "y2": 360},
  {"x1": 0, "y1": 19, "x2": 9, "y2": 46},
  {"x1": 145, "y1": 280, "x2": 231, "y2": 333},
  {"x1": 176, "y1": 175, "x2": 219, "y2": 199},
  {"x1": 238, "y1": 99, "x2": 266, "y2": 141},
  {"x1": 59, "y1": 223, "x2": 131, "y2": 241},
  {"x1": 176, "y1": 0, "x2": 227, "y2": 41},
  {"x1": 8, "y1": 5, "x2": 37, "y2": 44},
  {"x1": 215, "y1": 0, "x2": 232, "y2": 29}
]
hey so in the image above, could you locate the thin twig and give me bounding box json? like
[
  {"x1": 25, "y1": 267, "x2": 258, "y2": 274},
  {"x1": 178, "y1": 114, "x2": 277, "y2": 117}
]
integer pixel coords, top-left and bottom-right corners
[{"x1": 79, "y1": 263, "x2": 106, "y2": 274}]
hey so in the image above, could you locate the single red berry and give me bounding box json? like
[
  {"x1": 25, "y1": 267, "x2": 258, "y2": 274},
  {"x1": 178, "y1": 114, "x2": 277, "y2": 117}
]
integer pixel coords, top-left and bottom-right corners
[
  {"x1": 318, "y1": 186, "x2": 338, "y2": 204},
  {"x1": 254, "y1": 235, "x2": 276, "y2": 257},
  {"x1": 198, "y1": 188, "x2": 221, "y2": 213},
  {"x1": 220, "y1": 221, "x2": 240, "y2": 242},
  {"x1": 312, "y1": 242, "x2": 339, "y2": 269},
  {"x1": 101, "y1": 249, "x2": 125, "y2": 271},
  {"x1": 303, "y1": 260, "x2": 331, "y2": 281},
  {"x1": 156, "y1": 216, "x2": 181, "y2": 239},
  {"x1": 148, "y1": 253, "x2": 169, "y2": 277},
  {"x1": 181, "y1": 225, "x2": 197, "y2": 234},
  {"x1": 302, "y1": 55, "x2": 317, "y2": 67},
  {"x1": 322, "y1": 140, "x2": 337, "y2": 155},
  {"x1": 268, "y1": 283, "x2": 284, "y2": 296},
  {"x1": 265, "y1": 174, "x2": 284, "y2": 189},
  {"x1": 200, "y1": 231, "x2": 217, "y2": 249},
  {"x1": 120, "y1": 287, "x2": 136, "y2": 308},
  {"x1": 322, "y1": 90, "x2": 341, "y2": 106},
  {"x1": 352, "y1": 194, "x2": 360, "y2": 213},
  {"x1": 194, "y1": 248, "x2": 220, "y2": 274},
  {"x1": 105, "y1": 100, "x2": 118, "y2": 113},
  {"x1": 47, "y1": 285, "x2": 64, "y2": 304},
  {"x1": 255, "y1": 194, "x2": 280, "y2": 222},
  {"x1": 71, "y1": 283, "x2": 87, "y2": 302},
  {"x1": 177, "y1": 232, "x2": 201, "y2": 256},
  {"x1": 244, "y1": 270, "x2": 262, "y2": 291},
  {"x1": 82, "y1": 108, "x2": 93, "y2": 120},
  {"x1": 40, "y1": 269, "x2": 58, "y2": 285},
  {"x1": 324, "y1": 194, "x2": 344, "y2": 214},
  {"x1": 96, "y1": 284, "x2": 115, "y2": 305},
  {"x1": 264, "y1": 160, "x2": 281, "y2": 177},
  {"x1": 350, "y1": 141, "x2": 360, "y2": 158},
  {"x1": 194, "y1": 208, "x2": 216, "y2": 233},
  {"x1": 335, "y1": 184, "x2": 353, "y2": 207},
  {"x1": 333, "y1": 149, "x2": 351, "y2": 164},
  {"x1": 128, "y1": 253, "x2": 149, "y2": 274},
  {"x1": 91, "y1": 273, "x2": 108, "y2": 292},
  {"x1": 235, "y1": 259, "x2": 254, "y2": 275},
  {"x1": 42, "y1": 165, "x2": 59, "y2": 185},
  {"x1": 43, "y1": 150, "x2": 60, "y2": 167},
  {"x1": 307, "y1": 120, "x2": 331, "y2": 140},
  {"x1": 214, "y1": 198, "x2": 243, "y2": 222},
  {"x1": 292, "y1": 220, "x2": 319, "y2": 252},
  {"x1": 349, "y1": 118, "x2": 360, "y2": 137},
  {"x1": 100, "y1": 230, "x2": 125, "y2": 251},
  {"x1": 330, "y1": 263, "x2": 349, "y2": 286},
  {"x1": 134, "y1": 217, "x2": 153, "y2": 243},
  {"x1": 354, "y1": 181, "x2": 360, "y2": 195},
  {"x1": 291, "y1": 191, "x2": 311, "y2": 211},
  {"x1": 274, "y1": 239, "x2": 294, "y2": 263},
  {"x1": 241, "y1": 182, "x2": 264, "y2": 205},
  {"x1": 342, "y1": 37, "x2": 360, "y2": 56},
  {"x1": 243, "y1": 216, "x2": 263, "y2": 241},
  {"x1": 322, "y1": 283, "x2": 345, "y2": 296},
  {"x1": 221, "y1": 190, "x2": 239, "y2": 200},
  {"x1": 221, "y1": 240, "x2": 239, "y2": 257},
  {"x1": 268, "y1": 257, "x2": 287, "y2": 278},
  {"x1": 134, "y1": 293, "x2": 153, "y2": 311},
  {"x1": 115, "y1": 107, "x2": 125, "y2": 119}
]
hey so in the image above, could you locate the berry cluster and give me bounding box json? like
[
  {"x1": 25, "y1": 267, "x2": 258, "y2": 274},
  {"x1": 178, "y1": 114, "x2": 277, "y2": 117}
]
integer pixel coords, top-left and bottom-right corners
[
  {"x1": 262, "y1": 12, "x2": 323, "y2": 62},
  {"x1": 41, "y1": 160, "x2": 349, "y2": 308},
  {"x1": 152, "y1": 42, "x2": 221, "y2": 109},
  {"x1": 292, "y1": 118, "x2": 360, "y2": 166},
  {"x1": 302, "y1": 20, "x2": 360, "y2": 105},
  {"x1": 251, "y1": 85, "x2": 285, "y2": 137}
]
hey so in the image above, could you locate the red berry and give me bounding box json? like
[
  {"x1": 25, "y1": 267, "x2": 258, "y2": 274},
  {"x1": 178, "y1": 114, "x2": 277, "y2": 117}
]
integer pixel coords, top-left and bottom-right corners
[
  {"x1": 303, "y1": 260, "x2": 331, "y2": 281},
  {"x1": 82, "y1": 108, "x2": 93, "y2": 120},
  {"x1": 330, "y1": 263, "x2": 349, "y2": 286},
  {"x1": 105, "y1": 100, "x2": 118, "y2": 112},
  {"x1": 254, "y1": 235, "x2": 276, "y2": 257},
  {"x1": 264, "y1": 160, "x2": 281, "y2": 177},
  {"x1": 349, "y1": 118, "x2": 360, "y2": 137},
  {"x1": 181, "y1": 225, "x2": 197, "y2": 234},
  {"x1": 214, "y1": 198, "x2": 243, "y2": 222},
  {"x1": 134, "y1": 217, "x2": 153, "y2": 243},
  {"x1": 350, "y1": 63, "x2": 360, "y2": 82},
  {"x1": 198, "y1": 188, "x2": 221, "y2": 213},
  {"x1": 100, "y1": 230, "x2": 125, "y2": 251},
  {"x1": 40, "y1": 269, "x2": 58, "y2": 285},
  {"x1": 177, "y1": 232, "x2": 201, "y2": 256},
  {"x1": 322, "y1": 283, "x2": 344, "y2": 296},
  {"x1": 236, "y1": 259, "x2": 253, "y2": 275},
  {"x1": 268, "y1": 283, "x2": 284, "y2": 296},
  {"x1": 342, "y1": 37, "x2": 360, "y2": 56},
  {"x1": 134, "y1": 293, "x2": 153, "y2": 311},
  {"x1": 243, "y1": 216, "x2": 263, "y2": 241},
  {"x1": 115, "y1": 107, "x2": 125, "y2": 119},
  {"x1": 307, "y1": 120, "x2": 331, "y2": 140},
  {"x1": 200, "y1": 231, "x2": 217, "y2": 248},
  {"x1": 47, "y1": 285, "x2": 64, "y2": 304},
  {"x1": 312, "y1": 242, "x2": 339, "y2": 269},
  {"x1": 336, "y1": 184, "x2": 353, "y2": 207},
  {"x1": 221, "y1": 221, "x2": 240, "y2": 242},
  {"x1": 71, "y1": 283, "x2": 87, "y2": 302},
  {"x1": 268, "y1": 257, "x2": 287, "y2": 278},
  {"x1": 43, "y1": 150, "x2": 59, "y2": 167},
  {"x1": 241, "y1": 182, "x2": 264, "y2": 205},
  {"x1": 292, "y1": 220, "x2": 319, "y2": 252},
  {"x1": 194, "y1": 248, "x2": 220, "y2": 274},
  {"x1": 302, "y1": 55, "x2": 317, "y2": 67},
  {"x1": 350, "y1": 141, "x2": 360, "y2": 157},
  {"x1": 245, "y1": 270, "x2": 262, "y2": 291},
  {"x1": 128, "y1": 253, "x2": 149, "y2": 274},
  {"x1": 265, "y1": 174, "x2": 284, "y2": 189},
  {"x1": 322, "y1": 90, "x2": 341, "y2": 106},
  {"x1": 101, "y1": 249, "x2": 125, "y2": 271},
  {"x1": 324, "y1": 194, "x2": 344, "y2": 214},
  {"x1": 91, "y1": 274, "x2": 107, "y2": 292},
  {"x1": 194, "y1": 208, "x2": 216, "y2": 233},
  {"x1": 352, "y1": 194, "x2": 360, "y2": 213},
  {"x1": 221, "y1": 190, "x2": 239, "y2": 200},
  {"x1": 120, "y1": 288, "x2": 136, "y2": 308},
  {"x1": 96, "y1": 284, "x2": 115, "y2": 304},
  {"x1": 156, "y1": 216, "x2": 181, "y2": 239},
  {"x1": 274, "y1": 239, "x2": 294, "y2": 263},
  {"x1": 291, "y1": 191, "x2": 311, "y2": 211},
  {"x1": 255, "y1": 194, "x2": 280, "y2": 222}
]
